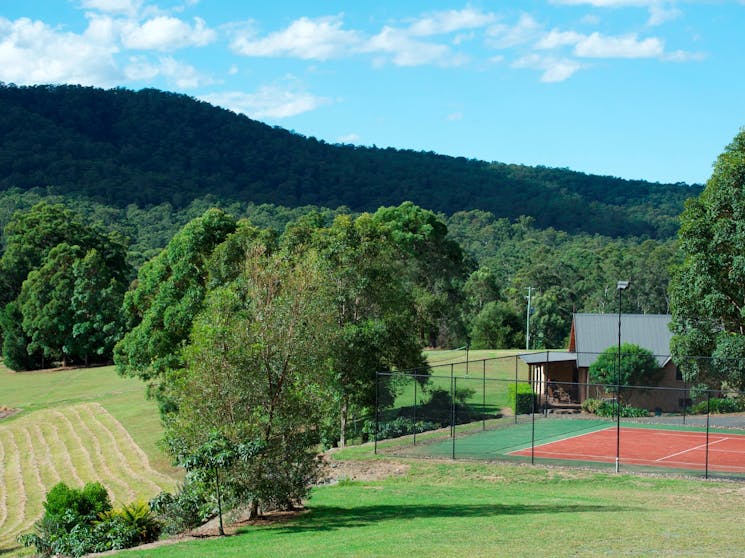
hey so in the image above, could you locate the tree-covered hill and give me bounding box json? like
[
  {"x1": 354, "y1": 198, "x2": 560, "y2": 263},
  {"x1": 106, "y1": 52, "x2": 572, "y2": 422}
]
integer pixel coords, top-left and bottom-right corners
[{"x1": 0, "y1": 84, "x2": 701, "y2": 238}]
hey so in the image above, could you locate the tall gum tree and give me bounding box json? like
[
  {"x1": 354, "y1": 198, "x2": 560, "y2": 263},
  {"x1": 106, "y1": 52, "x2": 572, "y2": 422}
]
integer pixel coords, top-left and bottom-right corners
[
  {"x1": 670, "y1": 129, "x2": 745, "y2": 388},
  {"x1": 114, "y1": 208, "x2": 237, "y2": 394}
]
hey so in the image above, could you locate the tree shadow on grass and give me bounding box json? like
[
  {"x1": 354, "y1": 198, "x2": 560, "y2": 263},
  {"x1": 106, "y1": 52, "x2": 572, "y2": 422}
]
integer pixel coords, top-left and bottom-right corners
[{"x1": 239, "y1": 502, "x2": 638, "y2": 534}]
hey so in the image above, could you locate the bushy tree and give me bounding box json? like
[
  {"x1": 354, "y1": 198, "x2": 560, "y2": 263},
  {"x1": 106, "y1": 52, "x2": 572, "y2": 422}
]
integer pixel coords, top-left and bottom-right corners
[
  {"x1": 282, "y1": 209, "x2": 428, "y2": 446},
  {"x1": 670, "y1": 129, "x2": 745, "y2": 388},
  {"x1": 469, "y1": 301, "x2": 523, "y2": 349},
  {"x1": 1, "y1": 202, "x2": 130, "y2": 369},
  {"x1": 114, "y1": 208, "x2": 236, "y2": 394},
  {"x1": 164, "y1": 247, "x2": 335, "y2": 517},
  {"x1": 589, "y1": 343, "x2": 662, "y2": 392}
]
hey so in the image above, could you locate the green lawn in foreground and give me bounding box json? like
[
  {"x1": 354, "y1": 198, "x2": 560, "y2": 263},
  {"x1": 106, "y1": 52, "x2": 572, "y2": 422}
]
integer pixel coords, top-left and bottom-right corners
[{"x1": 117, "y1": 445, "x2": 745, "y2": 558}]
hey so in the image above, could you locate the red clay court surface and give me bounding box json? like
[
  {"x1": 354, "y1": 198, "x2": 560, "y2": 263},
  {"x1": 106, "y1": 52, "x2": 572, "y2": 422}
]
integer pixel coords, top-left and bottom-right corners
[{"x1": 511, "y1": 426, "x2": 745, "y2": 473}]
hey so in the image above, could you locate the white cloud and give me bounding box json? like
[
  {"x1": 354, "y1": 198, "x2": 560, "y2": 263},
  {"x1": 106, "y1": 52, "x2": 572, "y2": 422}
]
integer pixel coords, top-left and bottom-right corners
[
  {"x1": 486, "y1": 14, "x2": 543, "y2": 49},
  {"x1": 662, "y1": 49, "x2": 705, "y2": 62},
  {"x1": 408, "y1": 7, "x2": 496, "y2": 36},
  {"x1": 513, "y1": 54, "x2": 585, "y2": 82},
  {"x1": 446, "y1": 111, "x2": 463, "y2": 121},
  {"x1": 201, "y1": 86, "x2": 332, "y2": 119},
  {"x1": 365, "y1": 26, "x2": 462, "y2": 67},
  {"x1": 231, "y1": 15, "x2": 360, "y2": 60},
  {"x1": 338, "y1": 133, "x2": 360, "y2": 143},
  {"x1": 231, "y1": 13, "x2": 470, "y2": 67},
  {"x1": 535, "y1": 29, "x2": 585, "y2": 49},
  {"x1": 574, "y1": 32, "x2": 664, "y2": 57},
  {"x1": 78, "y1": 0, "x2": 143, "y2": 17},
  {"x1": 551, "y1": 0, "x2": 662, "y2": 6},
  {"x1": 551, "y1": 0, "x2": 682, "y2": 27},
  {"x1": 124, "y1": 54, "x2": 213, "y2": 87},
  {"x1": 121, "y1": 16, "x2": 216, "y2": 51},
  {"x1": 647, "y1": 4, "x2": 681, "y2": 25},
  {"x1": 84, "y1": 13, "x2": 119, "y2": 44},
  {"x1": 0, "y1": 17, "x2": 120, "y2": 86}
]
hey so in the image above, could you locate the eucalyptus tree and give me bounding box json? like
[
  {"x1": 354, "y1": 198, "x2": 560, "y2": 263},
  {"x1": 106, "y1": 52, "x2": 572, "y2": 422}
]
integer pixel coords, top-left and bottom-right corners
[
  {"x1": 670, "y1": 129, "x2": 745, "y2": 388},
  {"x1": 164, "y1": 247, "x2": 335, "y2": 517},
  {"x1": 114, "y1": 208, "x2": 237, "y2": 401}
]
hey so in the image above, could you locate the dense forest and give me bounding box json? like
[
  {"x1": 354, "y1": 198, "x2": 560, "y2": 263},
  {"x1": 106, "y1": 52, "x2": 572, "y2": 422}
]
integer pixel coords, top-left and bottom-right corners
[
  {"x1": 0, "y1": 84, "x2": 701, "y2": 238},
  {"x1": 0, "y1": 83, "x2": 703, "y2": 371}
]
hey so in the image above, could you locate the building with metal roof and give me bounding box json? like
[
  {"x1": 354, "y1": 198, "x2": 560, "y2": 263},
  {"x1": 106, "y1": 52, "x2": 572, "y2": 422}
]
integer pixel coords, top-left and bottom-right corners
[{"x1": 519, "y1": 313, "x2": 686, "y2": 412}]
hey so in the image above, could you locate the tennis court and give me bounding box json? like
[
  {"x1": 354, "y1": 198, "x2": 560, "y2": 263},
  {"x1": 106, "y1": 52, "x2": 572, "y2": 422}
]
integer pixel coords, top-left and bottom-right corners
[
  {"x1": 395, "y1": 416, "x2": 745, "y2": 476},
  {"x1": 510, "y1": 426, "x2": 745, "y2": 473}
]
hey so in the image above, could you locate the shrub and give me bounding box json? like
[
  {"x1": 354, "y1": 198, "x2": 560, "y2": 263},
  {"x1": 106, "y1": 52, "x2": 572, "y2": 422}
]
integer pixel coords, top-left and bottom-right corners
[
  {"x1": 581, "y1": 398, "x2": 603, "y2": 414},
  {"x1": 97, "y1": 501, "x2": 161, "y2": 548},
  {"x1": 362, "y1": 417, "x2": 440, "y2": 440},
  {"x1": 689, "y1": 397, "x2": 745, "y2": 414},
  {"x1": 44, "y1": 481, "x2": 111, "y2": 524},
  {"x1": 19, "y1": 482, "x2": 160, "y2": 557},
  {"x1": 149, "y1": 479, "x2": 212, "y2": 535},
  {"x1": 593, "y1": 401, "x2": 649, "y2": 418},
  {"x1": 508, "y1": 383, "x2": 535, "y2": 415}
]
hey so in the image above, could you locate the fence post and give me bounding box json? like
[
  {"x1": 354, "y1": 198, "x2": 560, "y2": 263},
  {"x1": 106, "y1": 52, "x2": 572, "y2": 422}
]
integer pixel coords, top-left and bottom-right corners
[
  {"x1": 514, "y1": 355, "x2": 519, "y2": 425},
  {"x1": 452, "y1": 377, "x2": 457, "y2": 460},
  {"x1": 413, "y1": 376, "x2": 417, "y2": 446},
  {"x1": 374, "y1": 372, "x2": 379, "y2": 455},
  {"x1": 531, "y1": 378, "x2": 536, "y2": 465},
  {"x1": 705, "y1": 391, "x2": 711, "y2": 480},
  {"x1": 450, "y1": 363, "x2": 455, "y2": 438},
  {"x1": 482, "y1": 359, "x2": 486, "y2": 431}
]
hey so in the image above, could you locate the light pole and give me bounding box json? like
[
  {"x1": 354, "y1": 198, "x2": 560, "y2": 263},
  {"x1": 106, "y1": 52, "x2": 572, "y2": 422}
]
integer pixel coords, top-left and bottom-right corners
[
  {"x1": 525, "y1": 287, "x2": 533, "y2": 350},
  {"x1": 616, "y1": 280, "x2": 629, "y2": 473}
]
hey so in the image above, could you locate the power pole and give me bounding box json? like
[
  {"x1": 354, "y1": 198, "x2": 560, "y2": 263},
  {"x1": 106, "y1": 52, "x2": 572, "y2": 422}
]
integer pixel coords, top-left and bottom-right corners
[{"x1": 525, "y1": 287, "x2": 533, "y2": 350}]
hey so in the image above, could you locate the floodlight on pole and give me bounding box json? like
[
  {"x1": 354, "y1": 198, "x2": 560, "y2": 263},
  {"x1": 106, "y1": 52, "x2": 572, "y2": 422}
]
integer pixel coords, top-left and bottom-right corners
[{"x1": 615, "y1": 280, "x2": 630, "y2": 473}]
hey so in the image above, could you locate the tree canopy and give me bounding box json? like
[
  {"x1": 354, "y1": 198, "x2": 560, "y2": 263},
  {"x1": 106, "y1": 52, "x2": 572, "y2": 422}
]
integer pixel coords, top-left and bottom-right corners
[
  {"x1": 589, "y1": 343, "x2": 662, "y2": 391},
  {"x1": 670, "y1": 128, "x2": 745, "y2": 389},
  {"x1": 0, "y1": 202, "x2": 130, "y2": 369},
  {"x1": 0, "y1": 84, "x2": 699, "y2": 238}
]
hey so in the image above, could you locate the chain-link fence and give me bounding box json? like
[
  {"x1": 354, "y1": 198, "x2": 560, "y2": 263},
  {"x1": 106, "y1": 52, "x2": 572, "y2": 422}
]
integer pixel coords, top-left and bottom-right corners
[{"x1": 373, "y1": 353, "x2": 745, "y2": 480}]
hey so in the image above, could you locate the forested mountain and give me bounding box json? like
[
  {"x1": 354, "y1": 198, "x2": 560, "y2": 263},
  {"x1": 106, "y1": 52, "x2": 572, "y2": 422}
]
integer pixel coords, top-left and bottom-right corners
[{"x1": 0, "y1": 84, "x2": 701, "y2": 239}]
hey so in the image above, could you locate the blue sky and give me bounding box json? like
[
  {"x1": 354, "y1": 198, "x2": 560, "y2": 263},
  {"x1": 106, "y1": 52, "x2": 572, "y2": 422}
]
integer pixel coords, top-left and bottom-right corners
[{"x1": 1, "y1": 1, "x2": 743, "y2": 185}]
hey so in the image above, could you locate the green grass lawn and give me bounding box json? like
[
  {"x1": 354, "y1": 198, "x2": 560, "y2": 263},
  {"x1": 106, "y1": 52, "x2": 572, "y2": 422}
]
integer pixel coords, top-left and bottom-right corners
[
  {"x1": 0, "y1": 362, "x2": 176, "y2": 474},
  {"x1": 387, "y1": 350, "x2": 532, "y2": 421},
  {"x1": 117, "y1": 443, "x2": 745, "y2": 557}
]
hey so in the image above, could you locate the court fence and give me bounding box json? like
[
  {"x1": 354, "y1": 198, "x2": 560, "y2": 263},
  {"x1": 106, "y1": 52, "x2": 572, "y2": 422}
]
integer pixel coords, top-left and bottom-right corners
[{"x1": 372, "y1": 353, "x2": 745, "y2": 480}]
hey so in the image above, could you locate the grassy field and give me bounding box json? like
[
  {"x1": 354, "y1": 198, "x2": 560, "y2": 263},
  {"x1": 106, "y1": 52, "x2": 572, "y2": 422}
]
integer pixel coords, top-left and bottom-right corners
[
  {"x1": 118, "y1": 443, "x2": 745, "y2": 558},
  {"x1": 390, "y1": 349, "x2": 532, "y2": 418},
  {"x1": 0, "y1": 363, "x2": 180, "y2": 554},
  {"x1": 6, "y1": 354, "x2": 745, "y2": 557}
]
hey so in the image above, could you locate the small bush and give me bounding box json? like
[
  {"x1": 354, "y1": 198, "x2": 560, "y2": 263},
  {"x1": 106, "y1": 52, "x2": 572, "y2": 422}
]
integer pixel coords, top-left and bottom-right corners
[
  {"x1": 97, "y1": 501, "x2": 161, "y2": 548},
  {"x1": 581, "y1": 398, "x2": 603, "y2": 414},
  {"x1": 593, "y1": 401, "x2": 649, "y2": 418},
  {"x1": 362, "y1": 417, "x2": 440, "y2": 440},
  {"x1": 149, "y1": 480, "x2": 212, "y2": 535},
  {"x1": 508, "y1": 383, "x2": 535, "y2": 415},
  {"x1": 689, "y1": 397, "x2": 745, "y2": 414},
  {"x1": 19, "y1": 482, "x2": 160, "y2": 557},
  {"x1": 44, "y1": 481, "x2": 111, "y2": 524}
]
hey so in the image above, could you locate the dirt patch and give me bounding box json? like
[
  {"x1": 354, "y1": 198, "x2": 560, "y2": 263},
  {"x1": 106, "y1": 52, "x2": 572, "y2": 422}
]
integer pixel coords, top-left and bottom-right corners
[
  {"x1": 321, "y1": 455, "x2": 410, "y2": 483},
  {"x1": 0, "y1": 405, "x2": 20, "y2": 420}
]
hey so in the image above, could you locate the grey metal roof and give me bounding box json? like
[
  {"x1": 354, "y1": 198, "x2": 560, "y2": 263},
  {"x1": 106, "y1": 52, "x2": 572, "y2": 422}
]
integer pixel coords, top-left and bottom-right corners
[
  {"x1": 573, "y1": 313, "x2": 672, "y2": 368},
  {"x1": 519, "y1": 351, "x2": 577, "y2": 365}
]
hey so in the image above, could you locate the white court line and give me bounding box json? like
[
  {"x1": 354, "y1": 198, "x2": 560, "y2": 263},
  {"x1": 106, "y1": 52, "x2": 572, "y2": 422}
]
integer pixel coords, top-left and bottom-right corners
[{"x1": 656, "y1": 437, "x2": 728, "y2": 463}]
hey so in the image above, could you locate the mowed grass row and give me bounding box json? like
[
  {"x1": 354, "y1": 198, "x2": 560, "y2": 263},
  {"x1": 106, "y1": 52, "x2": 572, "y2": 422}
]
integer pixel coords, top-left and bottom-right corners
[{"x1": 0, "y1": 402, "x2": 178, "y2": 553}]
